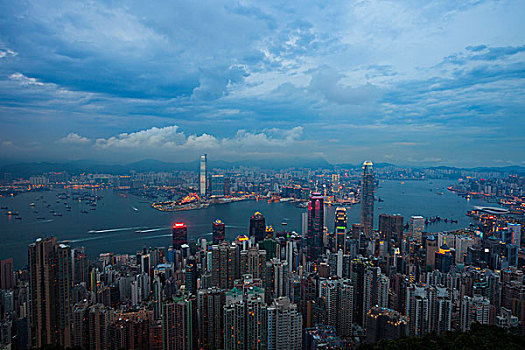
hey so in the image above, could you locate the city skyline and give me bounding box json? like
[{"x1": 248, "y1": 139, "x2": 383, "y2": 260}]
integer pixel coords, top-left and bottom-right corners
[{"x1": 0, "y1": 1, "x2": 523, "y2": 166}]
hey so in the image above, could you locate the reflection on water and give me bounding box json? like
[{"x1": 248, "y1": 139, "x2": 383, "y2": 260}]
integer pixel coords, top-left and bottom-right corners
[{"x1": 0, "y1": 179, "x2": 487, "y2": 266}]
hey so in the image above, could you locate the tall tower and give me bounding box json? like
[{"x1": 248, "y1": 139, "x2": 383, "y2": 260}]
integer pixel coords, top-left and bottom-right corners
[
  {"x1": 172, "y1": 222, "x2": 188, "y2": 249},
  {"x1": 334, "y1": 207, "x2": 347, "y2": 253},
  {"x1": 360, "y1": 161, "x2": 374, "y2": 235},
  {"x1": 307, "y1": 193, "x2": 324, "y2": 261},
  {"x1": 250, "y1": 212, "x2": 266, "y2": 243},
  {"x1": 28, "y1": 237, "x2": 72, "y2": 348},
  {"x1": 212, "y1": 219, "x2": 226, "y2": 245},
  {"x1": 200, "y1": 154, "x2": 207, "y2": 197}
]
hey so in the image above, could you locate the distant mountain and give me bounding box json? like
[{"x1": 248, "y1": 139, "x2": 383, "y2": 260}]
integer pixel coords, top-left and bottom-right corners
[
  {"x1": 0, "y1": 158, "x2": 523, "y2": 178},
  {"x1": 0, "y1": 156, "x2": 332, "y2": 177}
]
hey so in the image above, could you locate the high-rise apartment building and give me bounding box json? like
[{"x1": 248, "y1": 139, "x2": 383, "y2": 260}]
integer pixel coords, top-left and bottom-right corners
[
  {"x1": 211, "y1": 242, "x2": 239, "y2": 289},
  {"x1": 28, "y1": 237, "x2": 72, "y2": 348},
  {"x1": 267, "y1": 297, "x2": 302, "y2": 350},
  {"x1": 197, "y1": 288, "x2": 226, "y2": 349},
  {"x1": 366, "y1": 307, "x2": 408, "y2": 343},
  {"x1": 0, "y1": 258, "x2": 14, "y2": 290},
  {"x1": 360, "y1": 161, "x2": 374, "y2": 235},
  {"x1": 224, "y1": 285, "x2": 267, "y2": 350}
]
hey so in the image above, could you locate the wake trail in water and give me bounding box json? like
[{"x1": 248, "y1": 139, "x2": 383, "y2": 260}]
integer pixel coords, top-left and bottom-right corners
[
  {"x1": 136, "y1": 227, "x2": 170, "y2": 233},
  {"x1": 87, "y1": 226, "x2": 145, "y2": 234}
]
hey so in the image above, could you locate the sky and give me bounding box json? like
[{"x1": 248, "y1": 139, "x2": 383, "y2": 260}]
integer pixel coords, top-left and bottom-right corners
[{"x1": 0, "y1": 0, "x2": 524, "y2": 167}]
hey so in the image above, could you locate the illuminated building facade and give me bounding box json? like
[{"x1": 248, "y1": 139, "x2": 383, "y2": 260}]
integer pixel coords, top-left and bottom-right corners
[
  {"x1": 307, "y1": 193, "x2": 324, "y2": 260},
  {"x1": 200, "y1": 154, "x2": 207, "y2": 197},
  {"x1": 250, "y1": 212, "x2": 266, "y2": 243},
  {"x1": 172, "y1": 223, "x2": 188, "y2": 250},
  {"x1": 28, "y1": 237, "x2": 72, "y2": 348},
  {"x1": 334, "y1": 207, "x2": 347, "y2": 253},
  {"x1": 360, "y1": 161, "x2": 374, "y2": 235},
  {"x1": 212, "y1": 219, "x2": 226, "y2": 244}
]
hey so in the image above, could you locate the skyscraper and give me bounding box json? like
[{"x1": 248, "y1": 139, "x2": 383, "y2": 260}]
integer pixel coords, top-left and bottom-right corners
[
  {"x1": 0, "y1": 258, "x2": 14, "y2": 290},
  {"x1": 360, "y1": 161, "x2": 374, "y2": 235},
  {"x1": 212, "y1": 219, "x2": 226, "y2": 244},
  {"x1": 409, "y1": 216, "x2": 425, "y2": 244},
  {"x1": 28, "y1": 237, "x2": 72, "y2": 348},
  {"x1": 199, "y1": 154, "x2": 207, "y2": 197},
  {"x1": 250, "y1": 212, "x2": 266, "y2": 243},
  {"x1": 307, "y1": 193, "x2": 324, "y2": 260},
  {"x1": 224, "y1": 285, "x2": 267, "y2": 350},
  {"x1": 172, "y1": 223, "x2": 188, "y2": 250},
  {"x1": 267, "y1": 297, "x2": 302, "y2": 350},
  {"x1": 210, "y1": 174, "x2": 225, "y2": 197},
  {"x1": 378, "y1": 214, "x2": 404, "y2": 245},
  {"x1": 366, "y1": 307, "x2": 408, "y2": 343},
  {"x1": 334, "y1": 207, "x2": 347, "y2": 253}
]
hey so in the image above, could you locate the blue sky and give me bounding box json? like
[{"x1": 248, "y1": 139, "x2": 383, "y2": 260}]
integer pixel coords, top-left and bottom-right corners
[{"x1": 0, "y1": 0, "x2": 524, "y2": 166}]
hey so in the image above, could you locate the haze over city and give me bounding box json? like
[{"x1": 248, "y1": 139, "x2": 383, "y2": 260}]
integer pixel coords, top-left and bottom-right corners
[{"x1": 0, "y1": 0, "x2": 524, "y2": 166}]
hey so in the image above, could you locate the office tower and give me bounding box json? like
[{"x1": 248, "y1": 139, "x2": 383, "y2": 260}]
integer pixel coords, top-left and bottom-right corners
[
  {"x1": 460, "y1": 296, "x2": 494, "y2": 331},
  {"x1": 250, "y1": 212, "x2": 266, "y2": 243},
  {"x1": 301, "y1": 212, "x2": 308, "y2": 237},
  {"x1": 163, "y1": 296, "x2": 196, "y2": 350},
  {"x1": 224, "y1": 286, "x2": 267, "y2": 350},
  {"x1": 197, "y1": 288, "x2": 226, "y2": 349},
  {"x1": 212, "y1": 219, "x2": 226, "y2": 244},
  {"x1": 425, "y1": 235, "x2": 438, "y2": 270},
  {"x1": 366, "y1": 307, "x2": 408, "y2": 343},
  {"x1": 0, "y1": 258, "x2": 14, "y2": 290},
  {"x1": 508, "y1": 223, "x2": 521, "y2": 247},
  {"x1": 378, "y1": 213, "x2": 404, "y2": 246},
  {"x1": 200, "y1": 154, "x2": 207, "y2": 196},
  {"x1": 363, "y1": 267, "x2": 389, "y2": 325},
  {"x1": 334, "y1": 207, "x2": 347, "y2": 253},
  {"x1": 267, "y1": 297, "x2": 302, "y2": 350},
  {"x1": 351, "y1": 259, "x2": 367, "y2": 326},
  {"x1": 172, "y1": 223, "x2": 187, "y2": 250},
  {"x1": 435, "y1": 244, "x2": 455, "y2": 273},
  {"x1": 360, "y1": 161, "x2": 374, "y2": 235},
  {"x1": 240, "y1": 247, "x2": 267, "y2": 280},
  {"x1": 307, "y1": 193, "x2": 324, "y2": 260},
  {"x1": 211, "y1": 242, "x2": 238, "y2": 289},
  {"x1": 409, "y1": 216, "x2": 425, "y2": 244},
  {"x1": 28, "y1": 237, "x2": 72, "y2": 348},
  {"x1": 210, "y1": 174, "x2": 225, "y2": 197}
]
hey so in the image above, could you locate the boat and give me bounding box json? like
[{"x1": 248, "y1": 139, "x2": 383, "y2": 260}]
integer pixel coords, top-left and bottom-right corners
[
  {"x1": 37, "y1": 217, "x2": 45, "y2": 220},
  {"x1": 29, "y1": 203, "x2": 35, "y2": 207},
  {"x1": 53, "y1": 212, "x2": 62, "y2": 216},
  {"x1": 15, "y1": 217, "x2": 22, "y2": 220},
  {"x1": 1, "y1": 206, "x2": 8, "y2": 209},
  {"x1": 281, "y1": 222, "x2": 288, "y2": 226},
  {"x1": 81, "y1": 210, "x2": 89, "y2": 214}
]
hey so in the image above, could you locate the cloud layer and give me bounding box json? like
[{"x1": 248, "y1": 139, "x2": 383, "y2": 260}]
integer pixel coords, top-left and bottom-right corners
[{"x1": 0, "y1": 0, "x2": 523, "y2": 166}]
